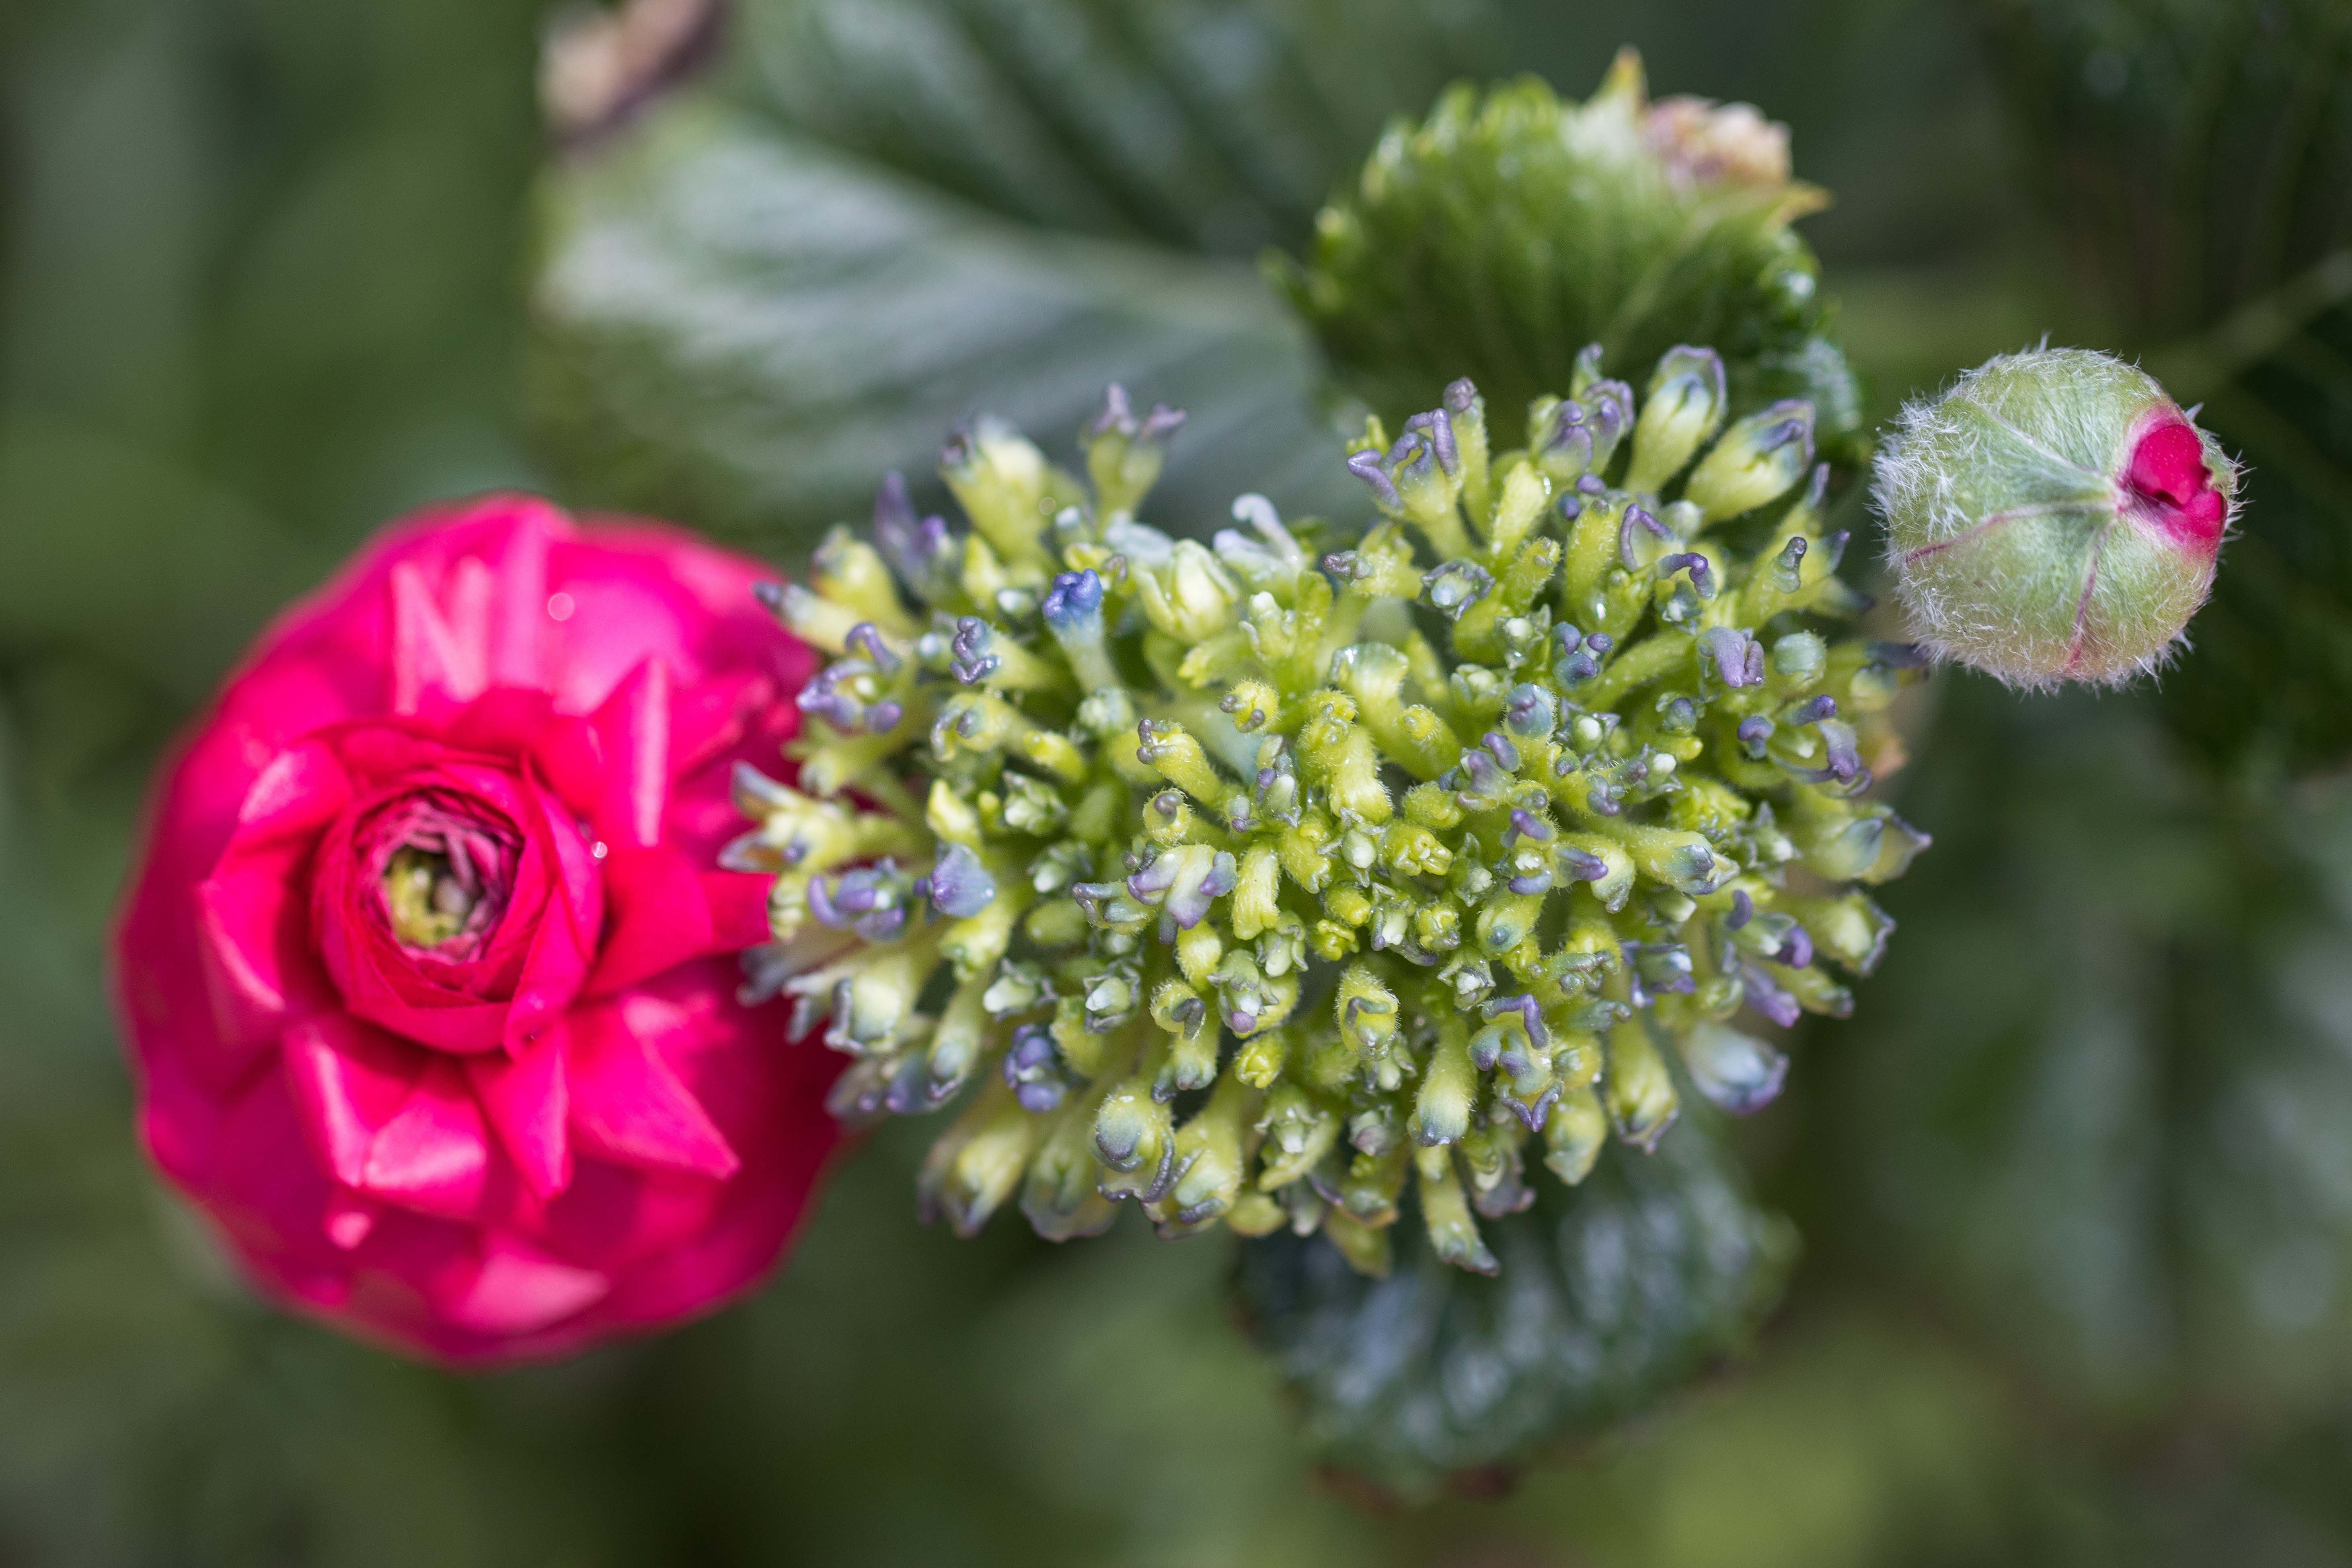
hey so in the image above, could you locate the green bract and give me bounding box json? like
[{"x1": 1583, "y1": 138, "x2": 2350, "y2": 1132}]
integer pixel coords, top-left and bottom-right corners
[
  {"x1": 739, "y1": 347, "x2": 1926, "y2": 1278},
  {"x1": 1274, "y1": 52, "x2": 1866, "y2": 467}
]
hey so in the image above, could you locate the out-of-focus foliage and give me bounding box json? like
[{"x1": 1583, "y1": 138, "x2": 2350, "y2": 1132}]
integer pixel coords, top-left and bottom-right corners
[
  {"x1": 12, "y1": 0, "x2": 2352, "y2": 1564},
  {"x1": 1836, "y1": 677, "x2": 2352, "y2": 1422},
  {"x1": 1238, "y1": 1120, "x2": 1794, "y2": 1497},
  {"x1": 526, "y1": 0, "x2": 1509, "y2": 547},
  {"x1": 1980, "y1": 0, "x2": 2352, "y2": 771}
]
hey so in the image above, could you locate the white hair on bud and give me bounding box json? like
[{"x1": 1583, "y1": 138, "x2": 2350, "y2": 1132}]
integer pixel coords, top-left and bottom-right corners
[{"x1": 1874, "y1": 345, "x2": 2240, "y2": 692}]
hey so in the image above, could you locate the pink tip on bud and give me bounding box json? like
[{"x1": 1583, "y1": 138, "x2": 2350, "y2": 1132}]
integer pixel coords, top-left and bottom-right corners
[{"x1": 2124, "y1": 415, "x2": 2227, "y2": 556}]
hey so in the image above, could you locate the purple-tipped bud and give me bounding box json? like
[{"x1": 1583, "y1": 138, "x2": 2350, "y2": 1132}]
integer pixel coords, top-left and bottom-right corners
[
  {"x1": 845, "y1": 623, "x2": 903, "y2": 676},
  {"x1": 1558, "y1": 847, "x2": 1609, "y2": 884},
  {"x1": 1697, "y1": 626, "x2": 1765, "y2": 687},
  {"x1": 1583, "y1": 380, "x2": 1636, "y2": 467},
  {"x1": 1403, "y1": 408, "x2": 1459, "y2": 476},
  {"x1": 1790, "y1": 694, "x2": 1838, "y2": 725},
  {"x1": 949, "y1": 617, "x2": 1000, "y2": 684},
  {"x1": 1656, "y1": 551, "x2": 1715, "y2": 598},
  {"x1": 1480, "y1": 993, "x2": 1549, "y2": 1051},
  {"x1": 923, "y1": 843, "x2": 997, "y2": 919},
  {"x1": 1004, "y1": 1024, "x2": 1068, "y2": 1113},
  {"x1": 1685, "y1": 399, "x2": 1814, "y2": 520},
  {"x1": 1627, "y1": 345, "x2": 1729, "y2": 492},
  {"x1": 1503, "y1": 682, "x2": 1558, "y2": 738},
  {"x1": 1345, "y1": 449, "x2": 1400, "y2": 509},
  {"x1": 1040, "y1": 569, "x2": 1103, "y2": 634},
  {"x1": 1422, "y1": 559, "x2": 1493, "y2": 619},
  {"x1": 1741, "y1": 962, "x2": 1801, "y2": 1028},
  {"x1": 869, "y1": 473, "x2": 957, "y2": 598},
  {"x1": 1534, "y1": 400, "x2": 1594, "y2": 478},
  {"x1": 1678, "y1": 1021, "x2": 1789, "y2": 1115},
  {"x1": 1618, "y1": 505, "x2": 1672, "y2": 569}
]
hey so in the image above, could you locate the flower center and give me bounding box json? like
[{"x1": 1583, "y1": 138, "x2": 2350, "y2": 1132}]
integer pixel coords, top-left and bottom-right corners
[{"x1": 382, "y1": 844, "x2": 481, "y2": 950}]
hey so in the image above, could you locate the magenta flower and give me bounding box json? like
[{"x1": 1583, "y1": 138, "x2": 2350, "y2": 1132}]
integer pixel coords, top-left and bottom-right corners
[{"x1": 113, "y1": 495, "x2": 838, "y2": 1363}]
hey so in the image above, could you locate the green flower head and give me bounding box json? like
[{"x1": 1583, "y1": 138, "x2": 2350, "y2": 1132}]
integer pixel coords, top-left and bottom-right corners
[{"x1": 742, "y1": 352, "x2": 1925, "y2": 1278}]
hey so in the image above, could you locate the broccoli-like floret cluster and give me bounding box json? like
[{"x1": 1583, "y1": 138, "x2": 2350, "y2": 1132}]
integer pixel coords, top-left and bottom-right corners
[{"x1": 738, "y1": 345, "x2": 1925, "y2": 1276}]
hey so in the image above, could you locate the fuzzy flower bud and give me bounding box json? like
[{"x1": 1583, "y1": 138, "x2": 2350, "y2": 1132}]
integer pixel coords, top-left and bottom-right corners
[{"x1": 1877, "y1": 347, "x2": 2237, "y2": 688}]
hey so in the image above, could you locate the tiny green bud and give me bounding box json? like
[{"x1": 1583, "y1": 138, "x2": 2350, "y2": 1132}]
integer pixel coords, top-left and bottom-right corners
[
  {"x1": 1682, "y1": 400, "x2": 1814, "y2": 523},
  {"x1": 1877, "y1": 347, "x2": 2237, "y2": 687},
  {"x1": 1624, "y1": 346, "x2": 1728, "y2": 493},
  {"x1": 1542, "y1": 1085, "x2": 1609, "y2": 1184}
]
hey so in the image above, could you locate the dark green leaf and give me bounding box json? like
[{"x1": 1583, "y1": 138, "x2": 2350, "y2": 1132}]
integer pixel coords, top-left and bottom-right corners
[
  {"x1": 526, "y1": 0, "x2": 1514, "y2": 554},
  {"x1": 526, "y1": 99, "x2": 1363, "y2": 549},
  {"x1": 1233, "y1": 1120, "x2": 1795, "y2": 1497},
  {"x1": 1835, "y1": 676, "x2": 2352, "y2": 1420}
]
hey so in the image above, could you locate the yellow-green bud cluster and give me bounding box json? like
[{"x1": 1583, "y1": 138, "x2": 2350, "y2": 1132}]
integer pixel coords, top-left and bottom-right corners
[{"x1": 739, "y1": 353, "x2": 1926, "y2": 1278}]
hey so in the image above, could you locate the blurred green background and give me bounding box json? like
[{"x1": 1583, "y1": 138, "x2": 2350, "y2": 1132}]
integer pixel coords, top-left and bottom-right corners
[{"x1": 9, "y1": 0, "x2": 2352, "y2": 1562}]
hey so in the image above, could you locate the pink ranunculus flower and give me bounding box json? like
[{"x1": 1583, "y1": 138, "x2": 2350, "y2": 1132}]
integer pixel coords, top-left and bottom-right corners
[{"x1": 112, "y1": 495, "x2": 838, "y2": 1363}]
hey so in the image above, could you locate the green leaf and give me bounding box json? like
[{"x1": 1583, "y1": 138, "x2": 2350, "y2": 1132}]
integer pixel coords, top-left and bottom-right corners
[
  {"x1": 1270, "y1": 58, "x2": 1867, "y2": 465},
  {"x1": 1835, "y1": 675, "x2": 2352, "y2": 1420},
  {"x1": 1979, "y1": 0, "x2": 2352, "y2": 770},
  {"x1": 526, "y1": 0, "x2": 1512, "y2": 553},
  {"x1": 1232, "y1": 1119, "x2": 1796, "y2": 1498},
  {"x1": 526, "y1": 99, "x2": 1362, "y2": 549}
]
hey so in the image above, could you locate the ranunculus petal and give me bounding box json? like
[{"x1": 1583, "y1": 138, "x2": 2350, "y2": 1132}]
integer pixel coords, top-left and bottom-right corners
[
  {"x1": 323, "y1": 1187, "x2": 380, "y2": 1251},
  {"x1": 536, "y1": 1161, "x2": 722, "y2": 1273},
  {"x1": 567, "y1": 994, "x2": 739, "y2": 1180},
  {"x1": 197, "y1": 858, "x2": 330, "y2": 1048},
  {"x1": 360, "y1": 1058, "x2": 492, "y2": 1219},
  {"x1": 666, "y1": 668, "x2": 769, "y2": 780},
  {"x1": 701, "y1": 870, "x2": 773, "y2": 954},
  {"x1": 391, "y1": 557, "x2": 492, "y2": 716},
  {"x1": 281, "y1": 1013, "x2": 423, "y2": 1190},
  {"x1": 587, "y1": 845, "x2": 715, "y2": 997},
  {"x1": 523, "y1": 713, "x2": 607, "y2": 824},
  {"x1": 502, "y1": 775, "x2": 603, "y2": 1049},
  {"x1": 483, "y1": 507, "x2": 555, "y2": 693},
  {"x1": 430, "y1": 1234, "x2": 610, "y2": 1338},
  {"x1": 466, "y1": 1028, "x2": 572, "y2": 1200},
  {"x1": 591, "y1": 657, "x2": 671, "y2": 849},
  {"x1": 231, "y1": 741, "x2": 353, "y2": 846},
  {"x1": 442, "y1": 687, "x2": 558, "y2": 761}
]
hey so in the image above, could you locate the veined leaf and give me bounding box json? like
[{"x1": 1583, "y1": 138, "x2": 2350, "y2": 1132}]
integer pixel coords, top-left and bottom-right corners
[
  {"x1": 1233, "y1": 1119, "x2": 1795, "y2": 1497},
  {"x1": 527, "y1": 99, "x2": 1363, "y2": 545},
  {"x1": 526, "y1": 0, "x2": 1510, "y2": 552}
]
